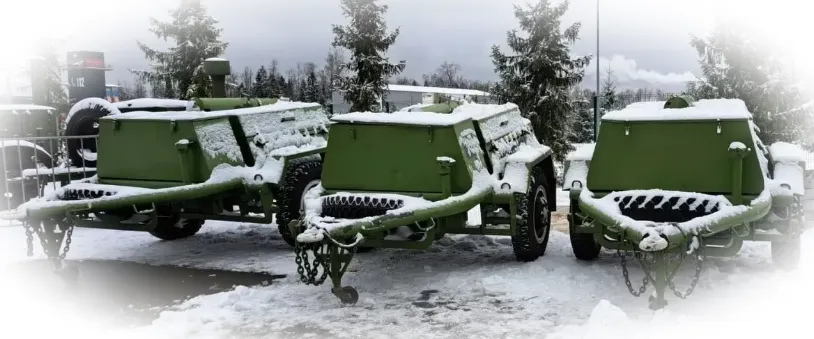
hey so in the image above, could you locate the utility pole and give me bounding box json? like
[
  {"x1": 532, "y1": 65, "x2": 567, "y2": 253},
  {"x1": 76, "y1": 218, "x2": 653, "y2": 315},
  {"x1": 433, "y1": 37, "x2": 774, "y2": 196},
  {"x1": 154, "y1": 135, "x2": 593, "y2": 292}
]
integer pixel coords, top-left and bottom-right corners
[{"x1": 593, "y1": 0, "x2": 600, "y2": 142}]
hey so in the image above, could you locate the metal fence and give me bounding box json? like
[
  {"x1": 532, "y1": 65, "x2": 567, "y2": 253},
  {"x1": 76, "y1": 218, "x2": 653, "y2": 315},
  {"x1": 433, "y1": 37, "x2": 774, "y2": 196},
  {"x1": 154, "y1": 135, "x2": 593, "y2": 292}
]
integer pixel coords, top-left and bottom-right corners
[{"x1": 0, "y1": 134, "x2": 98, "y2": 218}]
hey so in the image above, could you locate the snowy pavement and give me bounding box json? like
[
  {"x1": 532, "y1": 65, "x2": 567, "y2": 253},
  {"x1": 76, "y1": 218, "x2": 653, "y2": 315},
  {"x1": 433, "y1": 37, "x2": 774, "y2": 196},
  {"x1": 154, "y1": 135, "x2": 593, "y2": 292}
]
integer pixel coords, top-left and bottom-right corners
[{"x1": 0, "y1": 209, "x2": 812, "y2": 339}]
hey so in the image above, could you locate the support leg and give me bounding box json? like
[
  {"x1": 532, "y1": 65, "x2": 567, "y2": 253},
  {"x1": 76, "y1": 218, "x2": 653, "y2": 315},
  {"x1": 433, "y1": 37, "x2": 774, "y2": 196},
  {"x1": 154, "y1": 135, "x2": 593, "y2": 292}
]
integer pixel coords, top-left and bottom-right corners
[
  {"x1": 649, "y1": 251, "x2": 668, "y2": 310},
  {"x1": 328, "y1": 244, "x2": 359, "y2": 305}
]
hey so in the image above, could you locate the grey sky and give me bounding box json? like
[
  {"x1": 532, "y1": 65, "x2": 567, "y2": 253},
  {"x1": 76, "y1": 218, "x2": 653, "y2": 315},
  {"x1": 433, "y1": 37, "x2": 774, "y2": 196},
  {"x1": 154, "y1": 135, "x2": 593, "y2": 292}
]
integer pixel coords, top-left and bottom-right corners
[{"x1": 6, "y1": 0, "x2": 808, "y2": 94}]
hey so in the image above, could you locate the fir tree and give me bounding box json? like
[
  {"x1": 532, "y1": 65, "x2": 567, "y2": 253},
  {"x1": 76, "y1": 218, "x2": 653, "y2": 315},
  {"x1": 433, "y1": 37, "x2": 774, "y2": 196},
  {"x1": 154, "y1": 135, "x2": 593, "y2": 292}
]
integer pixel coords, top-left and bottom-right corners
[
  {"x1": 132, "y1": 0, "x2": 228, "y2": 99},
  {"x1": 267, "y1": 60, "x2": 280, "y2": 97},
  {"x1": 569, "y1": 88, "x2": 595, "y2": 143},
  {"x1": 600, "y1": 68, "x2": 617, "y2": 112},
  {"x1": 252, "y1": 66, "x2": 268, "y2": 98},
  {"x1": 305, "y1": 64, "x2": 320, "y2": 103},
  {"x1": 332, "y1": 0, "x2": 406, "y2": 112},
  {"x1": 490, "y1": 0, "x2": 591, "y2": 161},
  {"x1": 686, "y1": 21, "x2": 814, "y2": 146}
]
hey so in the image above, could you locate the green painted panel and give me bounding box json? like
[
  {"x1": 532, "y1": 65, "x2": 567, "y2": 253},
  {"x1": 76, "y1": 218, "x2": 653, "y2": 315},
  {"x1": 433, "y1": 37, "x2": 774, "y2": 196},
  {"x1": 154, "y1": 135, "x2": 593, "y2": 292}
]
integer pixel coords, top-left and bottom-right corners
[
  {"x1": 97, "y1": 117, "x2": 243, "y2": 185},
  {"x1": 321, "y1": 122, "x2": 475, "y2": 194},
  {"x1": 587, "y1": 120, "x2": 764, "y2": 195}
]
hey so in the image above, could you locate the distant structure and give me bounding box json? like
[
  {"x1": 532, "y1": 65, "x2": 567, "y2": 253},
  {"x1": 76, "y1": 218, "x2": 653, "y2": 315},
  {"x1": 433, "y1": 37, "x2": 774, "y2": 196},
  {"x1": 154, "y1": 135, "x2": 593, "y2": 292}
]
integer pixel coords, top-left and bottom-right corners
[
  {"x1": 1, "y1": 50, "x2": 115, "y2": 106},
  {"x1": 65, "y1": 51, "x2": 114, "y2": 104},
  {"x1": 331, "y1": 84, "x2": 494, "y2": 114}
]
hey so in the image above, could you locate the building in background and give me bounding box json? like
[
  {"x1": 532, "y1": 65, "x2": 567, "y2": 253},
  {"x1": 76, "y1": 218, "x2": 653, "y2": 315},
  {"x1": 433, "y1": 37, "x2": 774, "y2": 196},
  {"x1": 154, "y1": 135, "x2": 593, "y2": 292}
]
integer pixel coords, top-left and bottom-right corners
[
  {"x1": 66, "y1": 51, "x2": 113, "y2": 105},
  {"x1": 331, "y1": 84, "x2": 493, "y2": 114}
]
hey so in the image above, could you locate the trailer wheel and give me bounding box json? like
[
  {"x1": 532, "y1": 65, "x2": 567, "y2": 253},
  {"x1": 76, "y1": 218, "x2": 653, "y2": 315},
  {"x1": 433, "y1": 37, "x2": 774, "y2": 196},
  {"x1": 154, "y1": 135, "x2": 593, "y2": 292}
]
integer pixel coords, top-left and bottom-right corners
[
  {"x1": 149, "y1": 214, "x2": 204, "y2": 241},
  {"x1": 512, "y1": 166, "x2": 552, "y2": 262},
  {"x1": 277, "y1": 159, "x2": 323, "y2": 247},
  {"x1": 65, "y1": 98, "x2": 121, "y2": 168},
  {"x1": 569, "y1": 204, "x2": 602, "y2": 260},
  {"x1": 771, "y1": 235, "x2": 801, "y2": 270}
]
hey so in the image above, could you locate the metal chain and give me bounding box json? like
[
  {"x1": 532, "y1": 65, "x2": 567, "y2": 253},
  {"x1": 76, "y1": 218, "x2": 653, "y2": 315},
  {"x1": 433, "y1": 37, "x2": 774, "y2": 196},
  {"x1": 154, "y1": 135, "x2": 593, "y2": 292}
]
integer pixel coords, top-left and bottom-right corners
[
  {"x1": 667, "y1": 236, "x2": 704, "y2": 299},
  {"x1": 294, "y1": 241, "x2": 329, "y2": 286},
  {"x1": 617, "y1": 229, "x2": 649, "y2": 297},
  {"x1": 59, "y1": 224, "x2": 74, "y2": 260}
]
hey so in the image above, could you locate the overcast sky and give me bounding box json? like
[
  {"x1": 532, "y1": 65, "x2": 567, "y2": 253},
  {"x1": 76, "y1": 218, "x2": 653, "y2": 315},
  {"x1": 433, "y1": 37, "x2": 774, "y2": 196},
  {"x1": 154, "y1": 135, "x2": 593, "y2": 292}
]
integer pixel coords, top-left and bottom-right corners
[{"x1": 2, "y1": 0, "x2": 810, "y2": 94}]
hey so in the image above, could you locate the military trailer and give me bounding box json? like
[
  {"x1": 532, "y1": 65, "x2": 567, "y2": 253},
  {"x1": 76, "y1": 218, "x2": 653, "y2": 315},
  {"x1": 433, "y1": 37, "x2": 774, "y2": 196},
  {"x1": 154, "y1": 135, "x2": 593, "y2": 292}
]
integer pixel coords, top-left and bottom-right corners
[
  {"x1": 290, "y1": 102, "x2": 556, "y2": 304},
  {"x1": 563, "y1": 96, "x2": 808, "y2": 309},
  {"x1": 63, "y1": 57, "x2": 279, "y2": 168},
  {"x1": 2, "y1": 96, "x2": 330, "y2": 267},
  {"x1": 0, "y1": 57, "x2": 280, "y2": 214}
]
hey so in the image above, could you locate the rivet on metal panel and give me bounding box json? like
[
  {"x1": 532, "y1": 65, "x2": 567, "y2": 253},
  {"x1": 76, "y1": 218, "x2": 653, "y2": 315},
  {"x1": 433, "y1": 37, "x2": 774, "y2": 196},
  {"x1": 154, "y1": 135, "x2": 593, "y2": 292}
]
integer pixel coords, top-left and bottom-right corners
[{"x1": 716, "y1": 119, "x2": 722, "y2": 134}]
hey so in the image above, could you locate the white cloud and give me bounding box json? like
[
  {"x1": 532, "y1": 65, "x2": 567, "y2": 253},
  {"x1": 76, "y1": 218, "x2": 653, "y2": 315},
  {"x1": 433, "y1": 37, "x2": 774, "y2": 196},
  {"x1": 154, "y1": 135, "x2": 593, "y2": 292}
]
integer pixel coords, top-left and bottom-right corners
[{"x1": 585, "y1": 55, "x2": 698, "y2": 85}]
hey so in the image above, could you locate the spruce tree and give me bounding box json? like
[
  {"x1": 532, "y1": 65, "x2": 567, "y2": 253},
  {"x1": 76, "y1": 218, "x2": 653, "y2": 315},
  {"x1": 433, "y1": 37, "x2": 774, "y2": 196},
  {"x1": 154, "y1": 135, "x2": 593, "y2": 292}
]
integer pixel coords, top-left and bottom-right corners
[
  {"x1": 305, "y1": 64, "x2": 320, "y2": 103},
  {"x1": 133, "y1": 0, "x2": 228, "y2": 99},
  {"x1": 252, "y1": 66, "x2": 268, "y2": 98},
  {"x1": 491, "y1": 0, "x2": 591, "y2": 161},
  {"x1": 332, "y1": 0, "x2": 406, "y2": 112},
  {"x1": 686, "y1": 22, "x2": 813, "y2": 146}
]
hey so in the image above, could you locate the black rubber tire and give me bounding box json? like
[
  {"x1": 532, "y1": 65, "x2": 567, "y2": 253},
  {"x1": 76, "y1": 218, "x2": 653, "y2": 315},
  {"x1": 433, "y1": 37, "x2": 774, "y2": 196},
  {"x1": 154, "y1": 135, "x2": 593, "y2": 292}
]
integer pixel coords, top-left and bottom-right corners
[
  {"x1": 570, "y1": 233, "x2": 601, "y2": 260},
  {"x1": 276, "y1": 159, "x2": 323, "y2": 247},
  {"x1": 569, "y1": 203, "x2": 602, "y2": 260},
  {"x1": 65, "y1": 101, "x2": 117, "y2": 168},
  {"x1": 512, "y1": 166, "x2": 552, "y2": 262},
  {"x1": 771, "y1": 236, "x2": 801, "y2": 270},
  {"x1": 149, "y1": 214, "x2": 204, "y2": 241},
  {"x1": 0, "y1": 144, "x2": 53, "y2": 210}
]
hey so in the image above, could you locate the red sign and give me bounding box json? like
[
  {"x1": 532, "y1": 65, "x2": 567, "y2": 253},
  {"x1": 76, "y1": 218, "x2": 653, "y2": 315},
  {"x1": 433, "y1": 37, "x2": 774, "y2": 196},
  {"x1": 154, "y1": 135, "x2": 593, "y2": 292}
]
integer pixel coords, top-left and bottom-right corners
[{"x1": 84, "y1": 57, "x2": 104, "y2": 68}]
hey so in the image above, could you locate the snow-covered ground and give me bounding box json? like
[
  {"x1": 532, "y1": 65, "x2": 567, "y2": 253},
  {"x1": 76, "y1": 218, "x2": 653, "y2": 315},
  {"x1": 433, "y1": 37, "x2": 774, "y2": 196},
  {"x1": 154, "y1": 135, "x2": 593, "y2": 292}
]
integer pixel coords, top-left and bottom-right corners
[{"x1": 0, "y1": 207, "x2": 812, "y2": 339}]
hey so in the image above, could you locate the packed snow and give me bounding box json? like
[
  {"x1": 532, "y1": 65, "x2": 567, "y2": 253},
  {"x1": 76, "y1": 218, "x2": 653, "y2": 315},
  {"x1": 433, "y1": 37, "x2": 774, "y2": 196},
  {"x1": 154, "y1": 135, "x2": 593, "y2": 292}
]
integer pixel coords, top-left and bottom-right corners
[
  {"x1": 196, "y1": 121, "x2": 245, "y2": 163},
  {"x1": 579, "y1": 188, "x2": 771, "y2": 251},
  {"x1": 566, "y1": 143, "x2": 595, "y2": 162},
  {"x1": 331, "y1": 103, "x2": 521, "y2": 127},
  {"x1": 0, "y1": 139, "x2": 50, "y2": 157},
  {"x1": 67, "y1": 97, "x2": 122, "y2": 123},
  {"x1": 21, "y1": 166, "x2": 97, "y2": 178},
  {"x1": 769, "y1": 141, "x2": 806, "y2": 163},
  {"x1": 602, "y1": 99, "x2": 752, "y2": 121},
  {"x1": 386, "y1": 84, "x2": 491, "y2": 97},
  {"x1": 105, "y1": 101, "x2": 323, "y2": 121},
  {"x1": 562, "y1": 160, "x2": 589, "y2": 190},
  {"x1": 0, "y1": 213, "x2": 812, "y2": 339},
  {"x1": 0, "y1": 104, "x2": 55, "y2": 112},
  {"x1": 113, "y1": 98, "x2": 193, "y2": 110},
  {"x1": 729, "y1": 141, "x2": 748, "y2": 151}
]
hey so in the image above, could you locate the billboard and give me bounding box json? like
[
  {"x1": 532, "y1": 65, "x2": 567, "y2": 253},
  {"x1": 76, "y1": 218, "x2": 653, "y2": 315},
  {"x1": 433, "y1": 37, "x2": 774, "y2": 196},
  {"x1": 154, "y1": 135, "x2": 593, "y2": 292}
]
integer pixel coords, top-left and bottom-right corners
[{"x1": 66, "y1": 51, "x2": 107, "y2": 104}]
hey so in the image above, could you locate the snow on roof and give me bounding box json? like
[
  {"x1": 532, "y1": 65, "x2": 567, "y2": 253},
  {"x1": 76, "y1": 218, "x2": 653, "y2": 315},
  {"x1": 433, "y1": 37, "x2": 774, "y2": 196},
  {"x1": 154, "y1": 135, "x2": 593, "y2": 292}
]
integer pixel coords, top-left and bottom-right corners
[
  {"x1": 331, "y1": 103, "x2": 519, "y2": 126},
  {"x1": 104, "y1": 101, "x2": 323, "y2": 121},
  {"x1": 566, "y1": 143, "x2": 595, "y2": 161},
  {"x1": 769, "y1": 142, "x2": 806, "y2": 163},
  {"x1": 205, "y1": 57, "x2": 227, "y2": 62},
  {"x1": 331, "y1": 111, "x2": 471, "y2": 126},
  {"x1": 602, "y1": 99, "x2": 752, "y2": 122},
  {"x1": 0, "y1": 104, "x2": 55, "y2": 112},
  {"x1": 387, "y1": 84, "x2": 491, "y2": 97},
  {"x1": 113, "y1": 98, "x2": 192, "y2": 109}
]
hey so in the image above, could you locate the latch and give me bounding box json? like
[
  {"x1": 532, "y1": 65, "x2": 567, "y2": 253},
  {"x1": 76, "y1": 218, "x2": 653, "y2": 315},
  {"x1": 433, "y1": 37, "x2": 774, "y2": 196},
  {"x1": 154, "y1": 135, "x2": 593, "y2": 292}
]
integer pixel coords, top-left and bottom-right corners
[
  {"x1": 624, "y1": 121, "x2": 631, "y2": 136},
  {"x1": 170, "y1": 120, "x2": 177, "y2": 132},
  {"x1": 716, "y1": 119, "x2": 722, "y2": 134}
]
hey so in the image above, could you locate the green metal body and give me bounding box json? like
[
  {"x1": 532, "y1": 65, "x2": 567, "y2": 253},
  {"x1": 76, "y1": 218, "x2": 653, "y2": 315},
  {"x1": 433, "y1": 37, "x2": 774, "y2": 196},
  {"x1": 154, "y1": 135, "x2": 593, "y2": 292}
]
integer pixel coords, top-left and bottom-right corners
[
  {"x1": 4, "y1": 102, "x2": 331, "y2": 230},
  {"x1": 292, "y1": 103, "x2": 555, "y2": 302},
  {"x1": 565, "y1": 97, "x2": 806, "y2": 309}
]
